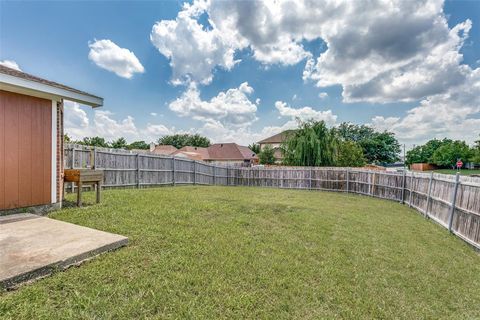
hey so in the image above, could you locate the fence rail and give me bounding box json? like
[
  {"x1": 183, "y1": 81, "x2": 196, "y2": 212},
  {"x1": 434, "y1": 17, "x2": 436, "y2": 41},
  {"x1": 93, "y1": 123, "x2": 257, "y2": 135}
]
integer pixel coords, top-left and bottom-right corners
[{"x1": 65, "y1": 144, "x2": 480, "y2": 250}]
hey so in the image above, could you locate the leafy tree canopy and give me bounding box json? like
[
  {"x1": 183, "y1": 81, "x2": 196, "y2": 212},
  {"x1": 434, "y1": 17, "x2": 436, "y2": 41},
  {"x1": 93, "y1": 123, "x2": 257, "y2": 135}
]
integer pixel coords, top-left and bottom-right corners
[
  {"x1": 111, "y1": 137, "x2": 128, "y2": 149},
  {"x1": 158, "y1": 134, "x2": 210, "y2": 149},
  {"x1": 248, "y1": 143, "x2": 260, "y2": 154},
  {"x1": 259, "y1": 145, "x2": 276, "y2": 165},
  {"x1": 431, "y1": 140, "x2": 473, "y2": 168},
  {"x1": 78, "y1": 136, "x2": 110, "y2": 148},
  {"x1": 127, "y1": 141, "x2": 150, "y2": 150},
  {"x1": 336, "y1": 140, "x2": 366, "y2": 167},
  {"x1": 405, "y1": 138, "x2": 452, "y2": 165},
  {"x1": 335, "y1": 122, "x2": 400, "y2": 164},
  {"x1": 472, "y1": 135, "x2": 480, "y2": 163},
  {"x1": 282, "y1": 120, "x2": 338, "y2": 166}
]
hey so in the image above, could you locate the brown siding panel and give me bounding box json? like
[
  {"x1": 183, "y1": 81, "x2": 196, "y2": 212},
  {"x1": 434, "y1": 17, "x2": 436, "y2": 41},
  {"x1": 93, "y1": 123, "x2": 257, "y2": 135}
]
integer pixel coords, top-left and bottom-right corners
[
  {"x1": 43, "y1": 101, "x2": 52, "y2": 204},
  {"x1": 4, "y1": 93, "x2": 20, "y2": 209},
  {"x1": 19, "y1": 98, "x2": 32, "y2": 207},
  {"x1": 0, "y1": 90, "x2": 52, "y2": 210},
  {"x1": 0, "y1": 92, "x2": 4, "y2": 209}
]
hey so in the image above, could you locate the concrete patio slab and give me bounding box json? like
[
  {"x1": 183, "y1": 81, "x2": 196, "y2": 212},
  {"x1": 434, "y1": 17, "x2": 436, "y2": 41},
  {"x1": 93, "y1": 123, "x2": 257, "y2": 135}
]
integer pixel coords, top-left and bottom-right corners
[{"x1": 0, "y1": 214, "x2": 128, "y2": 289}]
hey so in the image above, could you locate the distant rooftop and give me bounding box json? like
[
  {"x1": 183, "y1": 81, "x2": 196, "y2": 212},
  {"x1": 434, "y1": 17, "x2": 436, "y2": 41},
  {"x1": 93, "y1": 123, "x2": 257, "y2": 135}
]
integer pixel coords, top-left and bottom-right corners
[
  {"x1": 206, "y1": 143, "x2": 258, "y2": 161},
  {"x1": 152, "y1": 145, "x2": 178, "y2": 155},
  {"x1": 258, "y1": 130, "x2": 295, "y2": 144}
]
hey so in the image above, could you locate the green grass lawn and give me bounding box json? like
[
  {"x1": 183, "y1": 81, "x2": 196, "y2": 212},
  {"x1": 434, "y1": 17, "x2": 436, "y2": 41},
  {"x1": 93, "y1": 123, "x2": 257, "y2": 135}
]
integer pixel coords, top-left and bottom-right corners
[
  {"x1": 434, "y1": 169, "x2": 480, "y2": 176},
  {"x1": 1, "y1": 187, "x2": 480, "y2": 319}
]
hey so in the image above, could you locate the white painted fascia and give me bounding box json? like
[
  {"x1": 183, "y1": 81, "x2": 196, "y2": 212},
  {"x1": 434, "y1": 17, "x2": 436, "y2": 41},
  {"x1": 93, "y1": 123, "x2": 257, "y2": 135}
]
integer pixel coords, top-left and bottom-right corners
[
  {"x1": 51, "y1": 101, "x2": 57, "y2": 204},
  {"x1": 0, "y1": 73, "x2": 103, "y2": 107}
]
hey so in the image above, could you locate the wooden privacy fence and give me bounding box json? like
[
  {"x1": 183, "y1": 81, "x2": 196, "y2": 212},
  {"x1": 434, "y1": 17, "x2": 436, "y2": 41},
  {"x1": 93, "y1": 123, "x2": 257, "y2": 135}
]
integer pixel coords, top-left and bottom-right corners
[
  {"x1": 65, "y1": 144, "x2": 480, "y2": 250},
  {"x1": 64, "y1": 144, "x2": 233, "y2": 189}
]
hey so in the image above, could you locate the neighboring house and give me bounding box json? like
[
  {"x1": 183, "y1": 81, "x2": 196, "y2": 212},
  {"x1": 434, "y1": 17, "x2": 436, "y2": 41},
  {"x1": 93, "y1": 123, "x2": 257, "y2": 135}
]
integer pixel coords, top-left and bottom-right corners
[
  {"x1": 168, "y1": 143, "x2": 258, "y2": 166},
  {"x1": 257, "y1": 130, "x2": 294, "y2": 162},
  {"x1": 173, "y1": 146, "x2": 209, "y2": 161},
  {"x1": 150, "y1": 144, "x2": 178, "y2": 155},
  {"x1": 205, "y1": 143, "x2": 258, "y2": 166},
  {"x1": 0, "y1": 65, "x2": 103, "y2": 212}
]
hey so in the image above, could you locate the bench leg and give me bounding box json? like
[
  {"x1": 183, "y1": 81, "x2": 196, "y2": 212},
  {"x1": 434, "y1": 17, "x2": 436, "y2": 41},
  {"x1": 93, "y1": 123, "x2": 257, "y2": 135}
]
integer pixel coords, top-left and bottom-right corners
[{"x1": 77, "y1": 180, "x2": 82, "y2": 207}]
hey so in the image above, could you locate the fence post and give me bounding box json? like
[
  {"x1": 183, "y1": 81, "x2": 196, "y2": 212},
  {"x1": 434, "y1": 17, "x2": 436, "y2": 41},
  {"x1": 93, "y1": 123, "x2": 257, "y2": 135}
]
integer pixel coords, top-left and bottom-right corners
[
  {"x1": 71, "y1": 147, "x2": 75, "y2": 169},
  {"x1": 226, "y1": 167, "x2": 229, "y2": 186},
  {"x1": 371, "y1": 172, "x2": 376, "y2": 196},
  {"x1": 447, "y1": 173, "x2": 460, "y2": 232},
  {"x1": 309, "y1": 167, "x2": 312, "y2": 190},
  {"x1": 400, "y1": 170, "x2": 406, "y2": 204},
  {"x1": 408, "y1": 172, "x2": 414, "y2": 207},
  {"x1": 172, "y1": 157, "x2": 176, "y2": 186},
  {"x1": 71, "y1": 147, "x2": 76, "y2": 193},
  {"x1": 193, "y1": 161, "x2": 196, "y2": 185},
  {"x1": 346, "y1": 168, "x2": 350, "y2": 193},
  {"x1": 136, "y1": 154, "x2": 140, "y2": 189},
  {"x1": 425, "y1": 171, "x2": 434, "y2": 218},
  {"x1": 93, "y1": 147, "x2": 97, "y2": 169},
  {"x1": 213, "y1": 165, "x2": 216, "y2": 185}
]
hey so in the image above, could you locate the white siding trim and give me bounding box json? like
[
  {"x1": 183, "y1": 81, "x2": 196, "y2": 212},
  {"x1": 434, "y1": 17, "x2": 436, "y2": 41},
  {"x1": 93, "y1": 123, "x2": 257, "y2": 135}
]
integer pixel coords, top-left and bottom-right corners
[
  {"x1": 51, "y1": 101, "x2": 57, "y2": 203},
  {"x1": 0, "y1": 73, "x2": 103, "y2": 107}
]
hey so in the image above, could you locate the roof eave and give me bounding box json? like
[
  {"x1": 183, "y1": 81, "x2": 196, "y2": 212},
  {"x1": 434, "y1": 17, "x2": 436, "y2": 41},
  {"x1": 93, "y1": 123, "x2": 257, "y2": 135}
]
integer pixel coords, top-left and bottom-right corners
[{"x1": 0, "y1": 73, "x2": 103, "y2": 107}]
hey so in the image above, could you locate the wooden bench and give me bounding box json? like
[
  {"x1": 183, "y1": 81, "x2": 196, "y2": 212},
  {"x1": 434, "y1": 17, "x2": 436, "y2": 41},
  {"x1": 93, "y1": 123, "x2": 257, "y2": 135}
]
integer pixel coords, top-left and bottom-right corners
[{"x1": 64, "y1": 169, "x2": 104, "y2": 207}]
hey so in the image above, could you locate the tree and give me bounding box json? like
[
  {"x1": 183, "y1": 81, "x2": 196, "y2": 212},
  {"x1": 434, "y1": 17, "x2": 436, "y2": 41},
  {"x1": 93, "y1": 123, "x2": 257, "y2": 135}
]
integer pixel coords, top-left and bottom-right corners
[
  {"x1": 406, "y1": 138, "x2": 452, "y2": 165},
  {"x1": 335, "y1": 122, "x2": 400, "y2": 164},
  {"x1": 335, "y1": 122, "x2": 375, "y2": 142},
  {"x1": 431, "y1": 140, "x2": 473, "y2": 168},
  {"x1": 127, "y1": 141, "x2": 150, "y2": 150},
  {"x1": 64, "y1": 134, "x2": 72, "y2": 143},
  {"x1": 248, "y1": 143, "x2": 260, "y2": 154},
  {"x1": 282, "y1": 120, "x2": 338, "y2": 166},
  {"x1": 336, "y1": 140, "x2": 366, "y2": 167},
  {"x1": 470, "y1": 135, "x2": 480, "y2": 164},
  {"x1": 79, "y1": 136, "x2": 110, "y2": 148},
  {"x1": 158, "y1": 134, "x2": 210, "y2": 149},
  {"x1": 111, "y1": 137, "x2": 128, "y2": 149},
  {"x1": 259, "y1": 145, "x2": 276, "y2": 165}
]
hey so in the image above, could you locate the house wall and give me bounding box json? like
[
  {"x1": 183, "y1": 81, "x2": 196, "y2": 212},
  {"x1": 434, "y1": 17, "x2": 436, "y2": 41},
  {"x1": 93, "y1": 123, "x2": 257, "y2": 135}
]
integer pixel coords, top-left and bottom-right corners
[
  {"x1": 206, "y1": 160, "x2": 249, "y2": 167},
  {"x1": 0, "y1": 90, "x2": 58, "y2": 211},
  {"x1": 410, "y1": 163, "x2": 436, "y2": 171},
  {"x1": 259, "y1": 142, "x2": 281, "y2": 150}
]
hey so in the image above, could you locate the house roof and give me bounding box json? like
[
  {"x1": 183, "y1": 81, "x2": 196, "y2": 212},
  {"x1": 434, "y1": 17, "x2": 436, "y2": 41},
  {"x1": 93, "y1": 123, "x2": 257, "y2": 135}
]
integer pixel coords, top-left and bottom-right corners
[
  {"x1": 0, "y1": 65, "x2": 103, "y2": 107},
  {"x1": 257, "y1": 130, "x2": 295, "y2": 144},
  {"x1": 206, "y1": 143, "x2": 258, "y2": 161},
  {"x1": 152, "y1": 145, "x2": 178, "y2": 155},
  {"x1": 174, "y1": 146, "x2": 209, "y2": 159},
  {"x1": 174, "y1": 151, "x2": 205, "y2": 161}
]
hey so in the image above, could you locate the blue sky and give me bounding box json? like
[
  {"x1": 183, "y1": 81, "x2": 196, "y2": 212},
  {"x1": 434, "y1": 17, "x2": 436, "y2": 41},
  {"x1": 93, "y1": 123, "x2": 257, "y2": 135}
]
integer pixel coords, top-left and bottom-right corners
[{"x1": 1, "y1": 0, "x2": 479, "y2": 147}]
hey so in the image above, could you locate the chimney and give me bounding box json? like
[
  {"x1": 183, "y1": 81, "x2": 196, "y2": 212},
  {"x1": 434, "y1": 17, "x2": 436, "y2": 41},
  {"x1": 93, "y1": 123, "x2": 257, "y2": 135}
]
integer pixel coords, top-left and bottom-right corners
[{"x1": 149, "y1": 142, "x2": 156, "y2": 152}]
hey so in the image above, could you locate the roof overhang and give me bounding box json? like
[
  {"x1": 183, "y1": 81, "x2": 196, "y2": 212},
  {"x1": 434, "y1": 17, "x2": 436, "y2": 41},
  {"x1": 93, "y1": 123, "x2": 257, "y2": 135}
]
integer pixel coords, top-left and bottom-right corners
[{"x1": 0, "y1": 73, "x2": 103, "y2": 107}]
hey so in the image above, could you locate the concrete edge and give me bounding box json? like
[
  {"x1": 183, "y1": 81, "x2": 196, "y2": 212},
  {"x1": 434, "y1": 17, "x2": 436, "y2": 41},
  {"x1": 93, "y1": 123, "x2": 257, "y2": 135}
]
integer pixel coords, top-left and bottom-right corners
[
  {"x1": 0, "y1": 237, "x2": 128, "y2": 291},
  {"x1": 0, "y1": 213, "x2": 41, "y2": 225},
  {"x1": 0, "y1": 203, "x2": 61, "y2": 217}
]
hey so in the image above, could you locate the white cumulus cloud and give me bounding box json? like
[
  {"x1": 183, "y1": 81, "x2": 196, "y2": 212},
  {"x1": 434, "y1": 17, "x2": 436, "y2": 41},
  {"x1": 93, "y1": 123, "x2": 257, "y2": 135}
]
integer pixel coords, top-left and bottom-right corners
[
  {"x1": 169, "y1": 81, "x2": 258, "y2": 127},
  {"x1": 88, "y1": 39, "x2": 145, "y2": 79},
  {"x1": 150, "y1": 0, "x2": 239, "y2": 85},
  {"x1": 371, "y1": 68, "x2": 480, "y2": 144},
  {"x1": 318, "y1": 92, "x2": 328, "y2": 99},
  {"x1": 275, "y1": 101, "x2": 337, "y2": 125},
  {"x1": 63, "y1": 101, "x2": 174, "y2": 143},
  {"x1": 0, "y1": 60, "x2": 21, "y2": 71}
]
